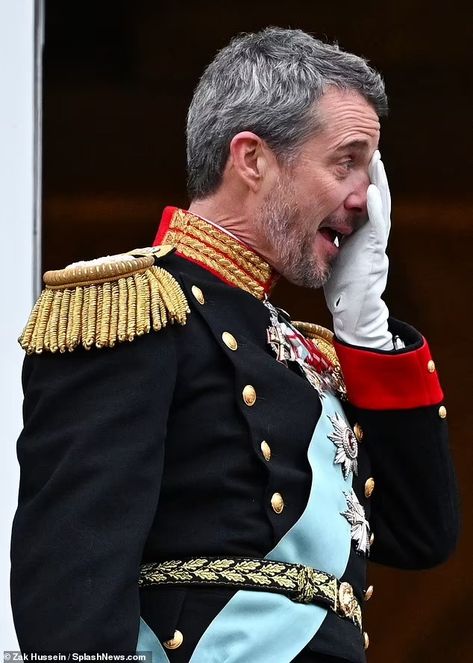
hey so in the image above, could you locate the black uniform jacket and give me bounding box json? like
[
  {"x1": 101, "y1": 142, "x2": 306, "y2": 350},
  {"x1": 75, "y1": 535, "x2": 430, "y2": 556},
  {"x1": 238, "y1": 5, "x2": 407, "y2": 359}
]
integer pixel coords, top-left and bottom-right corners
[{"x1": 10, "y1": 207, "x2": 459, "y2": 662}]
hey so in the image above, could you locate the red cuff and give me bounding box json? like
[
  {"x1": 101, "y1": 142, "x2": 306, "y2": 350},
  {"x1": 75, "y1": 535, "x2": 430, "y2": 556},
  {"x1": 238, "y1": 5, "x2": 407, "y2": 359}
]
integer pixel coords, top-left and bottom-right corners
[{"x1": 333, "y1": 337, "x2": 444, "y2": 410}]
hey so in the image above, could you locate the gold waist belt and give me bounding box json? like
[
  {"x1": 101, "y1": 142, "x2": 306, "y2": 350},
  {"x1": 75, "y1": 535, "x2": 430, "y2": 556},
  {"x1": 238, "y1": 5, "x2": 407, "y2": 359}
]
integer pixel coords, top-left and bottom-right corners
[{"x1": 139, "y1": 556, "x2": 362, "y2": 630}]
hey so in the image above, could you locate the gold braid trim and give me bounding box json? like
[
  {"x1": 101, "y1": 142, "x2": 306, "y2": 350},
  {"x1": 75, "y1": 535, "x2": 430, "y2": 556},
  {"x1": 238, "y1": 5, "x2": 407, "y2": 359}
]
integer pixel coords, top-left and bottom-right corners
[
  {"x1": 139, "y1": 556, "x2": 362, "y2": 630},
  {"x1": 163, "y1": 209, "x2": 273, "y2": 299},
  {"x1": 173, "y1": 234, "x2": 265, "y2": 300},
  {"x1": 169, "y1": 210, "x2": 272, "y2": 281},
  {"x1": 19, "y1": 249, "x2": 190, "y2": 354}
]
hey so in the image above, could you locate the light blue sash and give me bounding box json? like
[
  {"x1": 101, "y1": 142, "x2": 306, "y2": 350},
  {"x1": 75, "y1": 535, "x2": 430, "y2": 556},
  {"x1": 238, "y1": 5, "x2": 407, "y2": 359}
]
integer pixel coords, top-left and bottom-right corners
[
  {"x1": 136, "y1": 616, "x2": 169, "y2": 661},
  {"x1": 136, "y1": 392, "x2": 353, "y2": 662}
]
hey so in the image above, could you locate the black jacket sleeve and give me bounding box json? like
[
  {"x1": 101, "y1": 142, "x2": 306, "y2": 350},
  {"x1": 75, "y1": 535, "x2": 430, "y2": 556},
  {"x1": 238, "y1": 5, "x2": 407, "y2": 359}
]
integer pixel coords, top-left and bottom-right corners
[
  {"x1": 358, "y1": 404, "x2": 458, "y2": 569},
  {"x1": 335, "y1": 319, "x2": 459, "y2": 570},
  {"x1": 10, "y1": 330, "x2": 177, "y2": 653}
]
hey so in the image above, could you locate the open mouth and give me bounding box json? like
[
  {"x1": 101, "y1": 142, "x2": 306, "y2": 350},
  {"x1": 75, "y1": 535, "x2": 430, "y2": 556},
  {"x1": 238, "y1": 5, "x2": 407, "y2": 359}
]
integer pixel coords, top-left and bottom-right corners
[{"x1": 319, "y1": 228, "x2": 342, "y2": 248}]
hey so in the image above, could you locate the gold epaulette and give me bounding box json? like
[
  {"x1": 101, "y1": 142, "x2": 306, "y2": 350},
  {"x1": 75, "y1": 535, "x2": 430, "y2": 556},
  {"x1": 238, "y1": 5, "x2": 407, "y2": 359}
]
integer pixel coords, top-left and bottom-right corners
[
  {"x1": 19, "y1": 245, "x2": 190, "y2": 354},
  {"x1": 292, "y1": 320, "x2": 340, "y2": 370}
]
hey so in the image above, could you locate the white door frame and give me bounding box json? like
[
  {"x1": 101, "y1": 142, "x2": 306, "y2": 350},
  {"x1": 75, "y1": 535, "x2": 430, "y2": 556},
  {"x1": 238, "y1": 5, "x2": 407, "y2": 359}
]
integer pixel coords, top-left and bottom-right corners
[{"x1": 0, "y1": 0, "x2": 43, "y2": 649}]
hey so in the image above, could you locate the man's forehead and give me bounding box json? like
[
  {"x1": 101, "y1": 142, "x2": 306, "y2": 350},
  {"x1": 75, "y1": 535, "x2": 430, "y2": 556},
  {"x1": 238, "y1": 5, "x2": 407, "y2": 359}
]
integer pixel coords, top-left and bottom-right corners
[
  {"x1": 316, "y1": 88, "x2": 381, "y2": 142},
  {"x1": 333, "y1": 138, "x2": 376, "y2": 154}
]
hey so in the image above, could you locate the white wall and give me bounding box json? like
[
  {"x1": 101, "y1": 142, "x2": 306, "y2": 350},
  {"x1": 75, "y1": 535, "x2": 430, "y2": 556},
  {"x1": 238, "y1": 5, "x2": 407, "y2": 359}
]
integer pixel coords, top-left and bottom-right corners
[{"x1": 0, "y1": 0, "x2": 39, "y2": 649}]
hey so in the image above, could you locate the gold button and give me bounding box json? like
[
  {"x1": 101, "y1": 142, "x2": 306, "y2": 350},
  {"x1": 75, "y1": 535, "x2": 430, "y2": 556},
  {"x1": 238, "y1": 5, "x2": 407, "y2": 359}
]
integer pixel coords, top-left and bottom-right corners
[
  {"x1": 271, "y1": 492, "x2": 285, "y2": 514},
  {"x1": 163, "y1": 629, "x2": 184, "y2": 650},
  {"x1": 364, "y1": 585, "x2": 374, "y2": 601},
  {"x1": 242, "y1": 384, "x2": 256, "y2": 406},
  {"x1": 363, "y1": 631, "x2": 370, "y2": 650},
  {"x1": 364, "y1": 477, "x2": 375, "y2": 498},
  {"x1": 353, "y1": 423, "x2": 364, "y2": 442},
  {"x1": 427, "y1": 360, "x2": 436, "y2": 373},
  {"x1": 261, "y1": 440, "x2": 271, "y2": 461},
  {"x1": 191, "y1": 285, "x2": 205, "y2": 305},
  {"x1": 369, "y1": 532, "x2": 375, "y2": 546},
  {"x1": 222, "y1": 331, "x2": 238, "y2": 351},
  {"x1": 439, "y1": 405, "x2": 447, "y2": 419}
]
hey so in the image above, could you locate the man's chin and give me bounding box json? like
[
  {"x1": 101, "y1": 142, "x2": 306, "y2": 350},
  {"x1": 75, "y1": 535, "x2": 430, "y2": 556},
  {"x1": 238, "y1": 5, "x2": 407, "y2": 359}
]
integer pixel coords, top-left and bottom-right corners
[{"x1": 281, "y1": 261, "x2": 332, "y2": 290}]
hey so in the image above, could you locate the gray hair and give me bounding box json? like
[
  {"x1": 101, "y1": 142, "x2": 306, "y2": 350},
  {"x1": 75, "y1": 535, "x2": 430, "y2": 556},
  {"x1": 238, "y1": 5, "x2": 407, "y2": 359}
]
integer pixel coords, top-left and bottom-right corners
[{"x1": 186, "y1": 27, "x2": 388, "y2": 200}]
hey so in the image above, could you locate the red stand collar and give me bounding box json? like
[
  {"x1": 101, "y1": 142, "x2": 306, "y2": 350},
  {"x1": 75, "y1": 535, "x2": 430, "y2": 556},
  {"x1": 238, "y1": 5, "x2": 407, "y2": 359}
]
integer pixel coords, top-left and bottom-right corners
[{"x1": 153, "y1": 206, "x2": 277, "y2": 300}]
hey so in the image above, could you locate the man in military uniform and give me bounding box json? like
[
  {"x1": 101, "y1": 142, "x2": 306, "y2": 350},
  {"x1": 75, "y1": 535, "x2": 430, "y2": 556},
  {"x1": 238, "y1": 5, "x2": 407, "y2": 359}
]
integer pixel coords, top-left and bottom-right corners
[{"x1": 11, "y1": 28, "x2": 458, "y2": 662}]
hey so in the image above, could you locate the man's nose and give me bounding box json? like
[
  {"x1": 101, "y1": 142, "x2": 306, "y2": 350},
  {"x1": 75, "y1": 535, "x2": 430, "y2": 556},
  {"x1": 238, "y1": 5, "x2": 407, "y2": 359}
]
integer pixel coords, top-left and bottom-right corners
[{"x1": 344, "y1": 171, "x2": 370, "y2": 216}]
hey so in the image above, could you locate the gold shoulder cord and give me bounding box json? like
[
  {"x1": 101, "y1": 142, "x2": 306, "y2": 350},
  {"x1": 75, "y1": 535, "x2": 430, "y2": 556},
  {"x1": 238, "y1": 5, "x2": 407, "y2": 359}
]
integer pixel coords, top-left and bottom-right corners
[{"x1": 19, "y1": 245, "x2": 190, "y2": 354}]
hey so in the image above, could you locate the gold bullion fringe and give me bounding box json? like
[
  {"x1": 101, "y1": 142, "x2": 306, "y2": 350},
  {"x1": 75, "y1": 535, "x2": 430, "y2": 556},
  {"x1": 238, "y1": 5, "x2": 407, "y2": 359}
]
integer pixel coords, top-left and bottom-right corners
[{"x1": 19, "y1": 266, "x2": 190, "y2": 354}]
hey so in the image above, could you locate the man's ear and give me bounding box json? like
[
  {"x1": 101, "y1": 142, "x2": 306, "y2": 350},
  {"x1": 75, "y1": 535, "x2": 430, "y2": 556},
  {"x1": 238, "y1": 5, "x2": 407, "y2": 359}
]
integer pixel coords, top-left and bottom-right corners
[{"x1": 228, "y1": 132, "x2": 275, "y2": 192}]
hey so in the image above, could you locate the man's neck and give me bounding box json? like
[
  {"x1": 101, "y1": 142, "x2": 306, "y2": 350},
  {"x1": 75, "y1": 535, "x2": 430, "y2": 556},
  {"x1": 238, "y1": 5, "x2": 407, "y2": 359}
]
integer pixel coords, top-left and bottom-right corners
[{"x1": 188, "y1": 197, "x2": 275, "y2": 266}]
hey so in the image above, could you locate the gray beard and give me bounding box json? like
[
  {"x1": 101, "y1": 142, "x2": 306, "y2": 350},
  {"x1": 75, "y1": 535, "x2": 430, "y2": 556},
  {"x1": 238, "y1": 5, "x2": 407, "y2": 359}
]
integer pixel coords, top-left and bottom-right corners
[{"x1": 255, "y1": 181, "x2": 332, "y2": 289}]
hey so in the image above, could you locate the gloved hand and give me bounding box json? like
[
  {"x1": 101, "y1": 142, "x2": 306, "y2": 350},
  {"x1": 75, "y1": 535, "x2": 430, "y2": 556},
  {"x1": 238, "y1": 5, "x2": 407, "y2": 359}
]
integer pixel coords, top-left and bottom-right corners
[{"x1": 323, "y1": 150, "x2": 396, "y2": 350}]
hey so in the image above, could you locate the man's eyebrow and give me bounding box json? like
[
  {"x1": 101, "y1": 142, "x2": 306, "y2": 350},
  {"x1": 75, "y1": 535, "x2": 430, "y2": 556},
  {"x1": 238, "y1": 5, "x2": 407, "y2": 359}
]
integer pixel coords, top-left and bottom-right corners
[{"x1": 334, "y1": 139, "x2": 370, "y2": 153}]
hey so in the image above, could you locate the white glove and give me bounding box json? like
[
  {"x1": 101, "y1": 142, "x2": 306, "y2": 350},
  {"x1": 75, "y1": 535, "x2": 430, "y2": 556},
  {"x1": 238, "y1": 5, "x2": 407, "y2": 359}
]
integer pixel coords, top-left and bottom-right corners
[{"x1": 323, "y1": 150, "x2": 395, "y2": 350}]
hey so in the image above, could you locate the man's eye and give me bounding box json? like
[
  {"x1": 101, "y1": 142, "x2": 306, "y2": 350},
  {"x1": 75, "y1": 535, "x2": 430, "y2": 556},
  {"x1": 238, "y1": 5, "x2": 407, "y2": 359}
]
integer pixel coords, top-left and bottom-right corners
[
  {"x1": 340, "y1": 158, "x2": 355, "y2": 170},
  {"x1": 335, "y1": 158, "x2": 355, "y2": 178}
]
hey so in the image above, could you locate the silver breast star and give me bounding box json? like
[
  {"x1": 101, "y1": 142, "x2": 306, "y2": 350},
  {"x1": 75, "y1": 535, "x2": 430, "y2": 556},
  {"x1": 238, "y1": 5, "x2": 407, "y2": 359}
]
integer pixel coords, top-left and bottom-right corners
[
  {"x1": 328, "y1": 413, "x2": 358, "y2": 478},
  {"x1": 342, "y1": 490, "x2": 371, "y2": 555}
]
